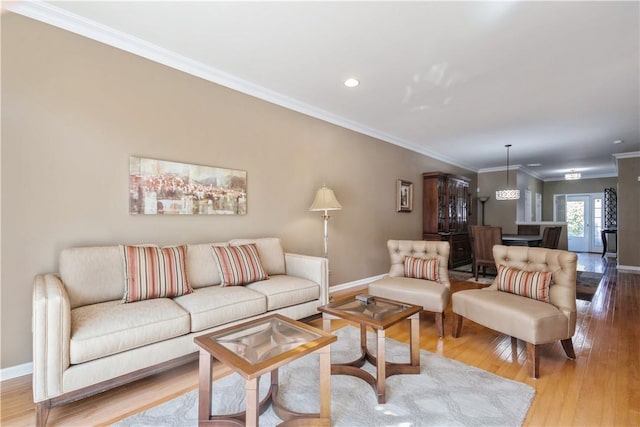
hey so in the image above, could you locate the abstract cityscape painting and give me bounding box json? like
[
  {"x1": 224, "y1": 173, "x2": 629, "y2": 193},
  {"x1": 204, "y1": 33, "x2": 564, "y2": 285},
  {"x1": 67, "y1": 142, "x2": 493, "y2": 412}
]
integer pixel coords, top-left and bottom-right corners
[{"x1": 129, "y1": 156, "x2": 247, "y2": 215}]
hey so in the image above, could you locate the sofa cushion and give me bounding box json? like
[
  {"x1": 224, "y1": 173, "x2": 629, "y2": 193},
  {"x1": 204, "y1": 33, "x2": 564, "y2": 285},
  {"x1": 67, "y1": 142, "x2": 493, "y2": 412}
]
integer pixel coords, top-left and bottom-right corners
[
  {"x1": 70, "y1": 298, "x2": 190, "y2": 364},
  {"x1": 173, "y1": 286, "x2": 267, "y2": 332},
  {"x1": 245, "y1": 275, "x2": 320, "y2": 311},
  {"x1": 229, "y1": 238, "x2": 286, "y2": 275},
  {"x1": 211, "y1": 244, "x2": 269, "y2": 286},
  {"x1": 496, "y1": 265, "x2": 551, "y2": 302},
  {"x1": 59, "y1": 246, "x2": 125, "y2": 309},
  {"x1": 121, "y1": 245, "x2": 192, "y2": 302},
  {"x1": 404, "y1": 256, "x2": 439, "y2": 281},
  {"x1": 186, "y1": 242, "x2": 227, "y2": 288},
  {"x1": 368, "y1": 276, "x2": 450, "y2": 313}
]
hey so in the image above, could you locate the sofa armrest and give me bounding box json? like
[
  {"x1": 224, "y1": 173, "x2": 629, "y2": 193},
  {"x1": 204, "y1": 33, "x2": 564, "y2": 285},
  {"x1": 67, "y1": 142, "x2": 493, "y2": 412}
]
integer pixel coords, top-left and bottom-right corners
[
  {"x1": 33, "y1": 274, "x2": 71, "y2": 402},
  {"x1": 284, "y1": 253, "x2": 329, "y2": 305}
]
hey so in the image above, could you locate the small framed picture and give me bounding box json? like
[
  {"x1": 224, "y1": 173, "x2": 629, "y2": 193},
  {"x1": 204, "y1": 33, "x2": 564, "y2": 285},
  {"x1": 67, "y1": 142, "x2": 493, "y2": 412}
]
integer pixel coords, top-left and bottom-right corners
[{"x1": 396, "y1": 180, "x2": 413, "y2": 212}]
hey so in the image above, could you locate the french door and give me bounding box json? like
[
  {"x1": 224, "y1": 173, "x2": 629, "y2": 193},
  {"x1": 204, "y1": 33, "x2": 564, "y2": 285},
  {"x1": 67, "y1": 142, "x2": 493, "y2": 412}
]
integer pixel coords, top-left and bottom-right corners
[{"x1": 564, "y1": 193, "x2": 604, "y2": 253}]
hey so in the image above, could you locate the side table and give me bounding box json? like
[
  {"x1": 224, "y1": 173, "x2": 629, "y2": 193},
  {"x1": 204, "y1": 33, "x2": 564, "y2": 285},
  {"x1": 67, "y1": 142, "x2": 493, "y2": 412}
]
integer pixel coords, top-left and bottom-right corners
[{"x1": 194, "y1": 314, "x2": 336, "y2": 427}]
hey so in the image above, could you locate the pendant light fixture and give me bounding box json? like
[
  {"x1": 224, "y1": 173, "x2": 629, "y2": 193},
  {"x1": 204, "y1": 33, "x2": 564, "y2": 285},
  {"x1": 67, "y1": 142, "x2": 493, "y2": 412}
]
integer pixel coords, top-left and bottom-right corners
[{"x1": 495, "y1": 144, "x2": 520, "y2": 200}]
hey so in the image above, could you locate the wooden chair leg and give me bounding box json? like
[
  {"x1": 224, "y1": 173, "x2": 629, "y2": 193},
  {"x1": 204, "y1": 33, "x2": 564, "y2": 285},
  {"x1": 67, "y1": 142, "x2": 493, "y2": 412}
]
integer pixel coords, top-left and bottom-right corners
[
  {"x1": 452, "y1": 313, "x2": 463, "y2": 338},
  {"x1": 561, "y1": 338, "x2": 576, "y2": 359},
  {"x1": 526, "y1": 342, "x2": 540, "y2": 379},
  {"x1": 435, "y1": 312, "x2": 444, "y2": 338},
  {"x1": 36, "y1": 400, "x2": 51, "y2": 427}
]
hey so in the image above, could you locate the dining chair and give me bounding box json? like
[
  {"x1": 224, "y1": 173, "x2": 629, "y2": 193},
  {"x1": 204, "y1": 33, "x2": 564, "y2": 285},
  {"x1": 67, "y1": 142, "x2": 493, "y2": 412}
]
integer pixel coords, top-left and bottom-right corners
[
  {"x1": 470, "y1": 226, "x2": 502, "y2": 281},
  {"x1": 517, "y1": 224, "x2": 540, "y2": 236},
  {"x1": 541, "y1": 226, "x2": 562, "y2": 249}
]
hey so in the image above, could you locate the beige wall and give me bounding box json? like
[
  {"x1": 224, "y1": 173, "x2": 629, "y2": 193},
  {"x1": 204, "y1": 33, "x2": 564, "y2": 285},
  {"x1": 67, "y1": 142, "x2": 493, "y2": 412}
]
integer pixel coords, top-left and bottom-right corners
[
  {"x1": 616, "y1": 157, "x2": 640, "y2": 268},
  {"x1": 477, "y1": 170, "x2": 518, "y2": 233},
  {"x1": 0, "y1": 14, "x2": 477, "y2": 367}
]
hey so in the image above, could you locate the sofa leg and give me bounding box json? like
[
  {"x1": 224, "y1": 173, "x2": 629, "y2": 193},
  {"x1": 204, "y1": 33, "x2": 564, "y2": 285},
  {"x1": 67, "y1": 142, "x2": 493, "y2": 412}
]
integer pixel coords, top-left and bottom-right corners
[
  {"x1": 452, "y1": 313, "x2": 463, "y2": 338},
  {"x1": 36, "y1": 400, "x2": 51, "y2": 427},
  {"x1": 526, "y1": 342, "x2": 540, "y2": 379},
  {"x1": 435, "y1": 312, "x2": 444, "y2": 338},
  {"x1": 561, "y1": 338, "x2": 576, "y2": 359}
]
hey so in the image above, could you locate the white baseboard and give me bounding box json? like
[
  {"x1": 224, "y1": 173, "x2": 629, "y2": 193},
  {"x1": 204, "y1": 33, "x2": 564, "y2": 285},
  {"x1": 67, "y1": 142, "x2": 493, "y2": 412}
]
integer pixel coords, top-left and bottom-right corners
[
  {"x1": 1, "y1": 362, "x2": 32, "y2": 381},
  {"x1": 329, "y1": 274, "x2": 387, "y2": 294},
  {"x1": 618, "y1": 264, "x2": 640, "y2": 272}
]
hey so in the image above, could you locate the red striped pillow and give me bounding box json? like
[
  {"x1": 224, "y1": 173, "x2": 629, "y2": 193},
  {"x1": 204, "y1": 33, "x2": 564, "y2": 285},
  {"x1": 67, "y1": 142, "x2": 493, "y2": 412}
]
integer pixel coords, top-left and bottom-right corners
[
  {"x1": 496, "y1": 265, "x2": 552, "y2": 302},
  {"x1": 121, "y1": 245, "x2": 192, "y2": 303},
  {"x1": 211, "y1": 243, "x2": 269, "y2": 287},
  {"x1": 403, "y1": 256, "x2": 439, "y2": 281}
]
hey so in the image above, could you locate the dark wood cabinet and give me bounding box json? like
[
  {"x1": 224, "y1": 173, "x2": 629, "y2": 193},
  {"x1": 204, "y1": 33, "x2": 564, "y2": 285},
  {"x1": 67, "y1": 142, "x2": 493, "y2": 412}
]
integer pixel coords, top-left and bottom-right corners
[{"x1": 422, "y1": 172, "x2": 472, "y2": 268}]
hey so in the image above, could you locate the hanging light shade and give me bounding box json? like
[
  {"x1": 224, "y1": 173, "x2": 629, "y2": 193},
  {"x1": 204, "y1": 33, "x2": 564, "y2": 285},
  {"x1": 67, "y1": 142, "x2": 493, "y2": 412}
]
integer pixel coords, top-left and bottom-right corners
[{"x1": 495, "y1": 144, "x2": 520, "y2": 200}]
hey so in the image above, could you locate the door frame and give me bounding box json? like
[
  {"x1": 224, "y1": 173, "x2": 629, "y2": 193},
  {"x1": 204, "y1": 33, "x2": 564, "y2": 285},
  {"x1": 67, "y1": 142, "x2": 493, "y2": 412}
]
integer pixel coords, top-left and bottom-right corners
[{"x1": 555, "y1": 192, "x2": 604, "y2": 253}]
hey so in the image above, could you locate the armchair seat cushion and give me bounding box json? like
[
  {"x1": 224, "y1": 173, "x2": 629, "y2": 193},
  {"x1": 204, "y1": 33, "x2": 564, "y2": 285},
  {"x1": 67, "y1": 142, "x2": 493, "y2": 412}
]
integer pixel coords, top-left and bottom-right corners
[
  {"x1": 368, "y1": 276, "x2": 450, "y2": 312},
  {"x1": 452, "y1": 289, "x2": 570, "y2": 344},
  {"x1": 70, "y1": 298, "x2": 190, "y2": 364}
]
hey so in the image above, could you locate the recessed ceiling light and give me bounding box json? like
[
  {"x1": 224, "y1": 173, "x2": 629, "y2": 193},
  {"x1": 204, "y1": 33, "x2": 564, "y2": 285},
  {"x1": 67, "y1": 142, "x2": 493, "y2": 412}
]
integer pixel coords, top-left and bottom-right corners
[
  {"x1": 526, "y1": 163, "x2": 542, "y2": 167},
  {"x1": 613, "y1": 139, "x2": 624, "y2": 144},
  {"x1": 344, "y1": 78, "x2": 360, "y2": 88}
]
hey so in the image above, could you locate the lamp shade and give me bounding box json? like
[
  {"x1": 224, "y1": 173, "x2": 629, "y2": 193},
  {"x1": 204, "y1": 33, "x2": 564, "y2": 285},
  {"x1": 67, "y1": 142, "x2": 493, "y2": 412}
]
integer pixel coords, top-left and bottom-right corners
[{"x1": 309, "y1": 186, "x2": 342, "y2": 211}]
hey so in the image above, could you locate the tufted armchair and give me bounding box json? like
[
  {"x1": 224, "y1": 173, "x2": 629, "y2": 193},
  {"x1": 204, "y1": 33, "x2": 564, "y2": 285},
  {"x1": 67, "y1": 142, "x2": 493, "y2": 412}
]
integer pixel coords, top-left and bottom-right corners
[
  {"x1": 452, "y1": 245, "x2": 578, "y2": 378},
  {"x1": 368, "y1": 240, "x2": 451, "y2": 337}
]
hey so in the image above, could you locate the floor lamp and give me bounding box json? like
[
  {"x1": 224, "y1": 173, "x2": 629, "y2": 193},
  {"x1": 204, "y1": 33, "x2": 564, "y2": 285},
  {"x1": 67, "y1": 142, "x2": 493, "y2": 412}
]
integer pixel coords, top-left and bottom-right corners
[
  {"x1": 479, "y1": 196, "x2": 490, "y2": 226},
  {"x1": 309, "y1": 186, "x2": 342, "y2": 259}
]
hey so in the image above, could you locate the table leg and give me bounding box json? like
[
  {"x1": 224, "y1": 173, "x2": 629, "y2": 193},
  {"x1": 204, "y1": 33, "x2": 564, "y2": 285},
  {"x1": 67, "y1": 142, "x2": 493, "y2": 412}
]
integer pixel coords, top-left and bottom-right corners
[
  {"x1": 322, "y1": 314, "x2": 331, "y2": 332},
  {"x1": 319, "y1": 344, "x2": 331, "y2": 420},
  {"x1": 198, "y1": 350, "x2": 212, "y2": 424},
  {"x1": 410, "y1": 313, "x2": 420, "y2": 367},
  {"x1": 376, "y1": 328, "x2": 386, "y2": 403},
  {"x1": 245, "y1": 377, "x2": 259, "y2": 427},
  {"x1": 601, "y1": 229, "x2": 607, "y2": 257}
]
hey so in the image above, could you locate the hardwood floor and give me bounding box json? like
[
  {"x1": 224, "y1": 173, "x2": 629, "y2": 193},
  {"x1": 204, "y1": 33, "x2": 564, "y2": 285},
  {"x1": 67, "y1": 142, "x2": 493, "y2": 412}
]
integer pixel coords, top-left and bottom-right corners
[{"x1": 1, "y1": 254, "x2": 638, "y2": 426}]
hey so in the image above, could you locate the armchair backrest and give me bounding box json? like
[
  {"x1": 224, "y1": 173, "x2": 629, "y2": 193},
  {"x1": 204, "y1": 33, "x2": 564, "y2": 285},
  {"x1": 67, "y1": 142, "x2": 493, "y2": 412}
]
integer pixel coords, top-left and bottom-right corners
[
  {"x1": 491, "y1": 245, "x2": 578, "y2": 330},
  {"x1": 386, "y1": 240, "x2": 451, "y2": 288}
]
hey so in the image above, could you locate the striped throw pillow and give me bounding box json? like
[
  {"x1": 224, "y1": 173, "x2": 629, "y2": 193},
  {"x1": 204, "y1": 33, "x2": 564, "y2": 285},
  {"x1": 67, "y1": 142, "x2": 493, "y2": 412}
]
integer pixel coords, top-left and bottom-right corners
[
  {"x1": 121, "y1": 245, "x2": 192, "y2": 303},
  {"x1": 404, "y1": 256, "x2": 439, "y2": 281},
  {"x1": 496, "y1": 265, "x2": 552, "y2": 302},
  {"x1": 211, "y1": 243, "x2": 269, "y2": 287}
]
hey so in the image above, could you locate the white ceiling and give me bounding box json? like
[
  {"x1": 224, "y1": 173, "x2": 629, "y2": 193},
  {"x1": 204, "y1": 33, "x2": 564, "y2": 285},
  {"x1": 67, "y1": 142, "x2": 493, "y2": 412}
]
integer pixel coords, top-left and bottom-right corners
[{"x1": 7, "y1": 1, "x2": 640, "y2": 180}]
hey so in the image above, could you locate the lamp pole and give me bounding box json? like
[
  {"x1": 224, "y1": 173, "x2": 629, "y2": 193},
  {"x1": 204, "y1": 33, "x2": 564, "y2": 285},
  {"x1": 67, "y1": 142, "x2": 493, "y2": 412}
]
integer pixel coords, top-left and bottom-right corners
[{"x1": 479, "y1": 196, "x2": 490, "y2": 226}]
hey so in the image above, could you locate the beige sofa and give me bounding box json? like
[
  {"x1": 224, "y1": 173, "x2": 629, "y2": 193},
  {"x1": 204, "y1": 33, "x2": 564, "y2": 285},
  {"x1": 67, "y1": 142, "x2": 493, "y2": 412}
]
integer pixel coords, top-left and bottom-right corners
[
  {"x1": 368, "y1": 240, "x2": 451, "y2": 337},
  {"x1": 32, "y1": 237, "x2": 328, "y2": 426}
]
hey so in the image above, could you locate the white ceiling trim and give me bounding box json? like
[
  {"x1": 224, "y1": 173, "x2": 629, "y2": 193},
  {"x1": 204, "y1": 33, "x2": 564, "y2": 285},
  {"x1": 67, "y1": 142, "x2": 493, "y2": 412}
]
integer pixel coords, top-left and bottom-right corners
[
  {"x1": 612, "y1": 151, "x2": 640, "y2": 160},
  {"x1": 5, "y1": 0, "x2": 477, "y2": 174},
  {"x1": 478, "y1": 165, "x2": 544, "y2": 181}
]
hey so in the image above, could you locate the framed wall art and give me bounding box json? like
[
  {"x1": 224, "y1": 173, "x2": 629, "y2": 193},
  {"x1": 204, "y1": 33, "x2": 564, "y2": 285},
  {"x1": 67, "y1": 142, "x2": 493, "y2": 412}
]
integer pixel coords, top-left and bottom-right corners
[
  {"x1": 396, "y1": 179, "x2": 413, "y2": 212},
  {"x1": 128, "y1": 156, "x2": 247, "y2": 215}
]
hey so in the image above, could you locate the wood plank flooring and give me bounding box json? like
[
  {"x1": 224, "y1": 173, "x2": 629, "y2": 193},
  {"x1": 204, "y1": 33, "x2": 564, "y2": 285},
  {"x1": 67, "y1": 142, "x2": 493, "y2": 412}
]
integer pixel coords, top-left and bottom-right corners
[{"x1": 1, "y1": 253, "x2": 638, "y2": 426}]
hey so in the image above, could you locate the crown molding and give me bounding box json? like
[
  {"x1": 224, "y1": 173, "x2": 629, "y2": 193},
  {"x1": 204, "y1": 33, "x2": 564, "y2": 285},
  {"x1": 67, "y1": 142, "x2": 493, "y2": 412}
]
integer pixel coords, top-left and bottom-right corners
[
  {"x1": 4, "y1": 1, "x2": 478, "y2": 174},
  {"x1": 613, "y1": 151, "x2": 640, "y2": 159},
  {"x1": 478, "y1": 164, "x2": 543, "y2": 180}
]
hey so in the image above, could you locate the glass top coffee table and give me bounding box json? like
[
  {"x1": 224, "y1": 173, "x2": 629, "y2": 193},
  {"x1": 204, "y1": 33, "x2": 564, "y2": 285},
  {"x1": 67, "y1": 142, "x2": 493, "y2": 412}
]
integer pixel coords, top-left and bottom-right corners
[
  {"x1": 318, "y1": 295, "x2": 421, "y2": 404},
  {"x1": 194, "y1": 313, "x2": 336, "y2": 427}
]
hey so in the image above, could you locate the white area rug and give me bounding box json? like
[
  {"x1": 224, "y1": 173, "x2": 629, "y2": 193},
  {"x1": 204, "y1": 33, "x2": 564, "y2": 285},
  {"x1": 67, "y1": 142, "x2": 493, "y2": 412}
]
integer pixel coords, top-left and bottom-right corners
[{"x1": 113, "y1": 326, "x2": 534, "y2": 427}]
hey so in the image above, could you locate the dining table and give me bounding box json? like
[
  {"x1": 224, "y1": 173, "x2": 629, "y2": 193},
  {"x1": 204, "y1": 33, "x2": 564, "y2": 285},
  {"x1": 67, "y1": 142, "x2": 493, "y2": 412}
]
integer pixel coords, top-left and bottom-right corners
[{"x1": 501, "y1": 234, "x2": 543, "y2": 247}]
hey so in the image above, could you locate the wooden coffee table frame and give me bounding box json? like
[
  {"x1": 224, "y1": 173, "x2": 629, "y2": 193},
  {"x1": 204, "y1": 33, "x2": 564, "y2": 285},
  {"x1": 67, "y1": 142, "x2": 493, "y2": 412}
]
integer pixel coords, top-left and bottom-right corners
[
  {"x1": 318, "y1": 296, "x2": 421, "y2": 404},
  {"x1": 194, "y1": 314, "x2": 336, "y2": 427}
]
